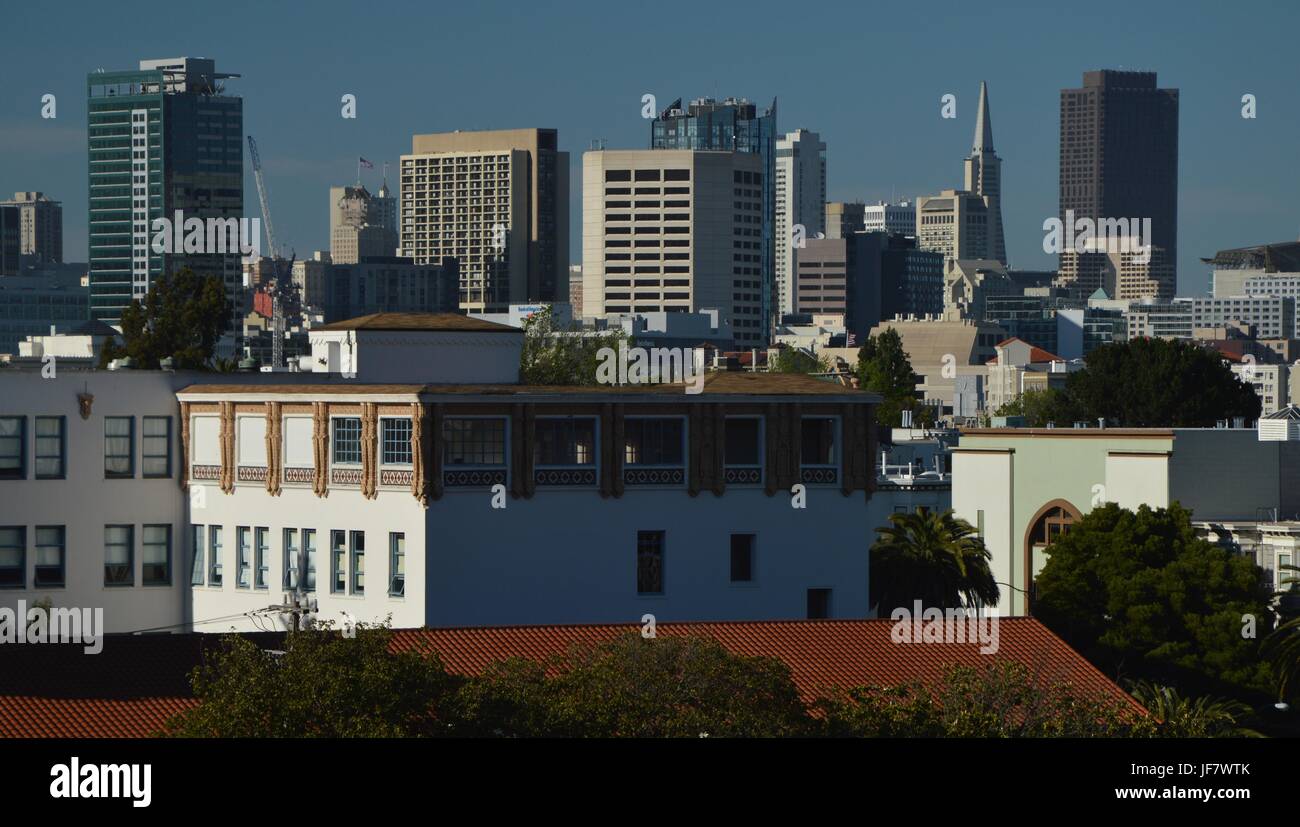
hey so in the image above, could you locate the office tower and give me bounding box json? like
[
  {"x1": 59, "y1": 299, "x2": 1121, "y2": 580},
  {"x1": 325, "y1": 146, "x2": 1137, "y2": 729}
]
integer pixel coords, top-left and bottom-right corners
[
  {"x1": 652, "y1": 97, "x2": 776, "y2": 339},
  {"x1": 880, "y1": 235, "x2": 944, "y2": 321},
  {"x1": 0, "y1": 206, "x2": 18, "y2": 275},
  {"x1": 87, "y1": 57, "x2": 244, "y2": 325},
  {"x1": 330, "y1": 185, "x2": 398, "y2": 264},
  {"x1": 0, "y1": 192, "x2": 62, "y2": 264},
  {"x1": 582, "y1": 149, "x2": 764, "y2": 347},
  {"x1": 915, "y1": 189, "x2": 992, "y2": 266},
  {"x1": 372, "y1": 176, "x2": 398, "y2": 236},
  {"x1": 963, "y1": 83, "x2": 1005, "y2": 265},
  {"x1": 862, "y1": 201, "x2": 916, "y2": 237},
  {"x1": 1056, "y1": 245, "x2": 1175, "y2": 300},
  {"x1": 400, "y1": 128, "x2": 569, "y2": 312},
  {"x1": 1059, "y1": 70, "x2": 1179, "y2": 285},
  {"x1": 825, "y1": 202, "x2": 865, "y2": 239},
  {"x1": 774, "y1": 129, "x2": 826, "y2": 319}
]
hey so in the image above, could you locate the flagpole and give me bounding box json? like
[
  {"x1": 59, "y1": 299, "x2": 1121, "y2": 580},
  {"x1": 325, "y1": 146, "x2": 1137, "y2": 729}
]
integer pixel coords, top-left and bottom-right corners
[{"x1": 356, "y1": 157, "x2": 360, "y2": 187}]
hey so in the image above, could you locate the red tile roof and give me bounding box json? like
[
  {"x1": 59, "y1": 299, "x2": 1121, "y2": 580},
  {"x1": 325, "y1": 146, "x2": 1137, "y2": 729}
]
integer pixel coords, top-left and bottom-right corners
[
  {"x1": 988, "y1": 337, "x2": 1066, "y2": 365},
  {"x1": 0, "y1": 619, "x2": 1136, "y2": 737}
]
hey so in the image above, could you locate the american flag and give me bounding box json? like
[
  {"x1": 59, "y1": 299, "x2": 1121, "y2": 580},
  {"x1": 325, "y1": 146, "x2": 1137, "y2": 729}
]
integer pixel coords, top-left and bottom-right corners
[
  {"x1": 359, "y1": 157, "x2": 374, "y2": 169},
  {"x1": 846, "y1": 332, "x2": 857, "y2": 347}
]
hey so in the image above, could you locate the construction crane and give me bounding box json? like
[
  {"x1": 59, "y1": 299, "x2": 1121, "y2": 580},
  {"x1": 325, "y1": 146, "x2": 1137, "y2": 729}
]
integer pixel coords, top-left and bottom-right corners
[
  {"x1": 246, "y1": 135, "x2": 278, "y2": 259},
  {"x1": 247, "y1": 135, "x2": 293, "y2": 369}
]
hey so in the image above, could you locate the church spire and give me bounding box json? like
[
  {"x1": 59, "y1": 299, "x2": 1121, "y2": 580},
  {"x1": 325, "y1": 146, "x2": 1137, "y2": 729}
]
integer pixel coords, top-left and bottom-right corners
[{"x1": 973, "y1": 81, "x2": 994, "y2": 154}]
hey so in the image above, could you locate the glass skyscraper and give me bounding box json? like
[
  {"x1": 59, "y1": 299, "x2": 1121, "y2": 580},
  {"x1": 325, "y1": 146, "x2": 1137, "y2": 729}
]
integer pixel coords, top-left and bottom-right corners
[
  {"x1": 651, "y1": 97, "x2": 776, "y2": 343},
  {"x1": 87, "y1": 57, "x2": 243, "y2": 325}
]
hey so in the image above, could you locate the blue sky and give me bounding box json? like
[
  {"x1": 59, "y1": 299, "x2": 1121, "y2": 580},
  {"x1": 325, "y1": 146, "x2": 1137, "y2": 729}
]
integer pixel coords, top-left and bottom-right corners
[{"x1": 2, "y1": 0, "x2": 1296, "y2": 294}]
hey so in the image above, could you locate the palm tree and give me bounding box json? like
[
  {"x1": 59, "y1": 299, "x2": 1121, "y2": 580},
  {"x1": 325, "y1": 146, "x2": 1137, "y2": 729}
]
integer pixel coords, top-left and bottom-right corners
[
  {"x1": 869, "y1": 508, "x2": 1000, "y2": 615},
  {"x1": 1128, "y1": 681, "x2": 1261, "y2": 738},
  {"x1": 1263, "y1": 563, "x2": 1300, "y2": 703}
]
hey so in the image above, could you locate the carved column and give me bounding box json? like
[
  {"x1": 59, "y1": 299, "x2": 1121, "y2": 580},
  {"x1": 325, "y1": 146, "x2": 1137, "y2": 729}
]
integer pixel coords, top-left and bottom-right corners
[
  {"x1": 219, "y1": 402, "x2": 235, "y2": 494},
  {"x1": 410, "y1": 402, "x2": 427, "y2": 506},
  {"x1": 178, "y1": 401, "x2": 191, "y2": 491},
  {"x1": 312, "y1": 402, "x2": 330, "y2": 498},
  {"x1": 361, "y1": 402, "x2": 378, "y2": 500},
  {"x1": 265, "y1": 402, "x2": 282, "y2": 496}
]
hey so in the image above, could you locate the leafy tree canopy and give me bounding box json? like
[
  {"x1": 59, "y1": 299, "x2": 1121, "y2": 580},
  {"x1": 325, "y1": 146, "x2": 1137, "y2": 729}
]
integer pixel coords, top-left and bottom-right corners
[
  {"x1": 98, "y1": 267, "x2": 228, "y2": 370},
  {"x1": 870, "y1": 507, "x2": 1000, "y2": 614},
  {"x1": 519, "y1": 306, "x2": 627, "y2": 385},
  {"x1": 856, "y1": 328, "x2": 931, "y2": 427}
]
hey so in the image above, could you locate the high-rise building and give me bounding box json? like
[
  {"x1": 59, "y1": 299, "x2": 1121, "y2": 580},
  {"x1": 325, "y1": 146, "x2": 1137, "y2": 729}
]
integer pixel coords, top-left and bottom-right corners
[
  {"x1": 1059, "y1": 71, "x2": 1179, "y2": 286},
  {"x1": 330, "y1": 185, "x2": 398, "y2": 264},
  {"x1": 651, "y1": 97, "x2": 776, "y2": 339},
  {"x1": 87, "y1": 57, "x2": 244, "y2": 325},
  {"x1": 372, "y1": 174, "x2": 398, "y2": 236},
  {"x1": 963, "y1": 83, "x2": 1005, "y2": 265},
  {"x1": 0, "y1": 206, "x2": 19, "y2": 276},
  {"x1": 825, "y1": 202, "x2": 865, "y2": 239},
  {"x1": 0, "y1": 192, "x2": 62, "y2": 264},
  {"x1": 774, "y1": 129, "x2": 826, "y2": 320},
  {"x1": 581, "y1": 149, "x2": 764, "y2": 347},
  {"x1": 915, "y1": 189, "x2": 992, "y2": 266},
  {"x1": 400, "y1": 128, "x2": 569, "y2": 312},
  {"x1": 862, "y1": 201, "x2": 916, "y2": 237}
]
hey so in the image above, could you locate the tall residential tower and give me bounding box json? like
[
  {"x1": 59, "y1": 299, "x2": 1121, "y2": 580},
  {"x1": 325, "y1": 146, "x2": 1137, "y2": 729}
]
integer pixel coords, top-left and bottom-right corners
[{"x1": 774, "y1": 129, "x2": 826, "y2": 320}]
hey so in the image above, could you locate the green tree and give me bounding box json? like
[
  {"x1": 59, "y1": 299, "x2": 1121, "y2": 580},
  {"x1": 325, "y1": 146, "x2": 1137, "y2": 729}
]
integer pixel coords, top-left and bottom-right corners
[
  {"x1": 815, "y1": 661, "x2": 1153, "y2": 737},
  {"x1": 992, "y1": 387, "x2": 1080, "y2": 427},
  {"x1": 1034, "y1": 502, "x2": 1275, "y2": 697},
  {"x1": 98, "y1": 267, "x2": 228, "y2": 370},
  {"x1": 1262, "y1": 564, "x2": 1300, "y2": 703},
  {"x1": 856, "y1": 328, "x2": 928, "y2": 426},
  {"x1": 869, "y1": 508, "x2": 1000, "y2": 615},
  {"x1": 447, "y1": 633, "x2": 813, "y2": 737},
  {"x1": 518, "y1": 306, "x2": 627, "y2": 385},
  {"x1": 164, "y1": 624, "x2": 460, "y2": 737},
  {"x1": 1063, "y1": 338, "x2": 1261, "y2": 427},
  {"x1": 1128, "y1": 681, "x2": 1262, "y2": 737},
  {"x1": 771, "y1": 346, "x2": 828, "y2": 374}
]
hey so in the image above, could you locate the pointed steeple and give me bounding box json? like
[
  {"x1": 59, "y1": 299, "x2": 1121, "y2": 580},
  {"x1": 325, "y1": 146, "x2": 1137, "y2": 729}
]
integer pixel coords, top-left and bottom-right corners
[{"x1": 973, "y1": 81, "x2": 994, "y2": 154}]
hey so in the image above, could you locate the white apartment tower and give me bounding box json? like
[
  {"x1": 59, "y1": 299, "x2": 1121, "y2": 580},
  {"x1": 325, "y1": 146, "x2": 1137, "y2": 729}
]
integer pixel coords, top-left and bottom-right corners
[
  {"x1": 582, "y1": 150, "x2": 766, "y2": 347},
  {"x1": 774, "y1": 129, "x2": 827, "y2": 319}
]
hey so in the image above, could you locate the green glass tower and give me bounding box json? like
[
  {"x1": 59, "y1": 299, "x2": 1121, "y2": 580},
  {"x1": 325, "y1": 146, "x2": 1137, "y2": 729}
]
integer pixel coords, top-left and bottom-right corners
[{"x1": 87, "y1": 57, "x2": 243, "y2": 325}]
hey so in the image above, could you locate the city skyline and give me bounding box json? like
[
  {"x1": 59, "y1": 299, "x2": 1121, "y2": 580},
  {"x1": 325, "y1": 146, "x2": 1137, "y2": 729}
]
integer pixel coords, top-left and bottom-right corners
[{"x1": 1, "y1": 1, "x2": 1296, "y2": 296}]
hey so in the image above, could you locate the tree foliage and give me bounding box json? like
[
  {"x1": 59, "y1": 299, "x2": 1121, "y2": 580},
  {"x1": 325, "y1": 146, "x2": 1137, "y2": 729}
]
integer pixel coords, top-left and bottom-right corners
[
  {"x1": 869, "y1": 508, "x2": 1000, "y2": 614},
  {"x1": 98, "y1": 267, "x2": 228, "y2": 370},
  {"x1": 992, "y1": 387, "x2": 1081, "y2": 427},
  {"x1": 855, "y1": 328, "x2": 930, "y2": 426},
  {"x1": 518, "y1": 306, "x2": 627, "y2": 385},
  {"x1": 1127, "y1": 681, "x2": 1261, "y2": 737},
  {"x1": 1033, "y1": 503, "x2": 1275, "y2": 698},
  {"x1": 771, "y1": 346, "x2": 828, "y2": 375},
  {"x1": 1063, "y1": 338, "x2": 1260, "y2": 427}
]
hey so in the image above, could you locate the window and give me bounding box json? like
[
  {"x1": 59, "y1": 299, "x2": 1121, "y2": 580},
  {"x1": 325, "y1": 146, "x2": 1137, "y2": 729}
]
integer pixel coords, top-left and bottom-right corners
[
  {"x1": 332, "y1": 418, "x2": 362, "y2": 464},
  {"x1": 800, "y1": 418, "x2": 836, "y2": 466},
  {"x1": 730, "y1": 534, "x2": 755, "y2": 582},
  {"x1": 535, "y1": 418, "x2": 596, "y2": 466},
  {"x1": 34, "y1": 526, "x2": 65, "y2": 588},
  {"x1": 807, "y1": 588, "x2": 831, "y2": 619},
  {"x1": 724, "y1": 417, "x2": 761, "y2": 466},
  {"x1": 191, "y1": 525, "x2": 205, "y2": 586},
  {"x1": 0, "y1": 417, "x2": 26, "y2": 479},
  {"x1": 105, "y1": 417, "x2": 134, "y2": 477},
  {"x1": 142, "y1": 524, "x2": 171, "y2": 586},
  {"x1": 209, "y1": 526, "x2": 223, "y2": 586},
  {"x1": 390, "y1": 533, "x2": 405, "y2": 597},
  {"x1": 637, "y1": 530, "x2": 664, "y2": 595},
  {"x1": 0, "y1": 527, "x2": 24, "y2": 588},
  {"x1": 624, "y1": 419, "x2": 683, "y2": 466},
  {"x1": 142, "y1": 416, "x2": 172, "y2": 477},
  {"x1": 35, "y1": 417, "x2": 65, "y2": 478},
  {"x1": 303, "y1": 529, "x2": 317, "y2": 592},
  {"x1": 284, "y1": 529, "x2": 299, "y2": 591},
  {"x1": 104, "y1": 525, "x2": 133, "y2": 586},
  {"x1": 236, "y1": 527, "x2": 251, "y2": 588},
  {"x1": 331, "y1": 530, "x2": 346, "y2": 593},
  {"x1": 443, "y1": 418, "x2": 506, "y2": 466},
  {"x1": 381, "y1": 418, "x2": 413, "y2": 465},
  {"x1": 255, "y1": 527, "x2": 269, "y2": 589},
  {"x1": 351, "y1": 531, "x2": 365, "y2": 595}
]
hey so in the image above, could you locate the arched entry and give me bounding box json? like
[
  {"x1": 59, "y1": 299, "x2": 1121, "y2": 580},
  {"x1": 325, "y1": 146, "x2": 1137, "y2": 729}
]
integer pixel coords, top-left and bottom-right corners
[{"x1": 1022, "y1": 499, "x2": 1082, "y2": 611}]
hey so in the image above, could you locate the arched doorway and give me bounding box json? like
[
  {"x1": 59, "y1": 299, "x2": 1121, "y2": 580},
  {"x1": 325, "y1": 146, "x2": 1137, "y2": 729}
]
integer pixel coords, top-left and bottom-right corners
[{"x1": 1022, "y1": 499, "x2": 1082, "y2": 611}]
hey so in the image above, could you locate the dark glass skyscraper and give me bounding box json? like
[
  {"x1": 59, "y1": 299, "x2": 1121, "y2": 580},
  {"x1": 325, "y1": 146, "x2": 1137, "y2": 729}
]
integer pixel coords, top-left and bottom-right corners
[
  {"x1": 1059, "y1": 71, "x2": 1179, "y2": 276},
  {"x1": 87, "y1": 57, "x2": 243, "y2": 325},
  {"x1": 652, "y1": 97, "x2": 776, "y2": 343}
]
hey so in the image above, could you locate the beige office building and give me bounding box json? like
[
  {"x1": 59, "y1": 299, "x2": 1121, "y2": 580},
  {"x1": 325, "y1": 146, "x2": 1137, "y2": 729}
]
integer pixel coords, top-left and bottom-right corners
[
  {"x1": 400, "y1": 128, "x2": 569, "y2": 313},
  {"x1": 1056, "y1": 244, "x2": 1174, "y2": 300},
  {"x1": 330, "y1": 185, "x2": 398, "y2": 265},
  {"x1": 915, "y1": 189, "x2": 993, "y2": 267},
  {"x1": 0, "y1": 191, "x2": 62, "y2": 264},
  {"x1": 582, "y1": 149, "x2": 764, "y2": 347}
]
